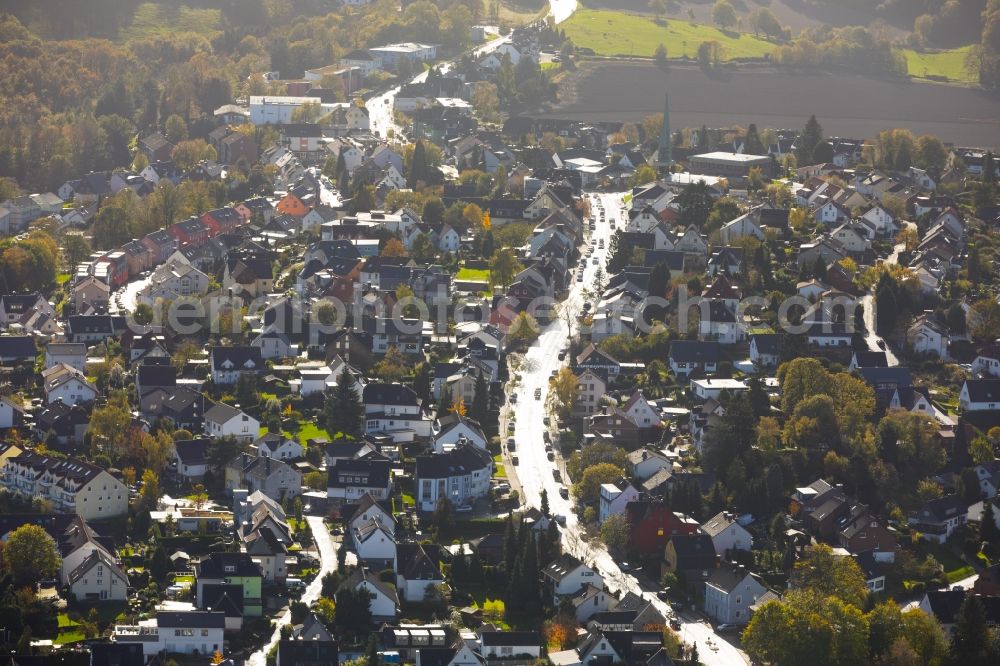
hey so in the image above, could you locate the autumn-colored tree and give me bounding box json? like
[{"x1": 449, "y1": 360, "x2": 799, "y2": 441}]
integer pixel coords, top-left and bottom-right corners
[
  {"x1": 381, "y1": 238, "x2": 408, "y2": 257},
  {"x1": 451, "y1": 397, "x2": 468, "y2": 416},
  {"x1": 3, "y1": 524, "x2": 61, "y2": 584}
]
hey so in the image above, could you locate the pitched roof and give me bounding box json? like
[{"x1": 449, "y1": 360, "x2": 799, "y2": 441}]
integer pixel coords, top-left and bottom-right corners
[
  {"x1": 668, "y1": 340, "x2": 720, "y2": 363},
  {"x1": 543, "y1": 553, "x2": 588, "y2": 581},
  {"x1": 415, "y1": 444, "x2": 492, "y2": 479},
  {"x1": 964, "y1": 379, "x2": 1000, "y2": 403}
]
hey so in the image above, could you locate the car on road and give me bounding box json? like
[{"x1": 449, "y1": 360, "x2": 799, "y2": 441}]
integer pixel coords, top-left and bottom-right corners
[
  {"x1": 543, "y1": 416, "x2": 550, "y2": 425},
  {"x1": 577, "y1": 273, "x2": 584, "y2": 281},
  {"x1": 553, "y1": 469, "x2": 562, "y2": 482},
  {"x1": 494, "y1": 482, "x2": 510, "y2": 492},
  {"x1": 543, "y1": 430, "x2": 550, "y2": 442},
  {"x1": 511, "y1": 455, "x2": 519, "y2": 465},
  {"x1": 877, "y1": 339, "x2": 886, "y2": 349},
  {"x1": 657, "y1": 590, "x2": 671, "y2": 601},
  {"x1": 454, "y1": 504, "x2": 473, "y2": 513},
  {"x1": 547, "y1": 451, "x2": 554, "y2": 461},
  {"x1": 669, "y1": 618, "x2": 682, "y2": 630},
  {"x1": 592, "y1": 257, "x2": 599, "y2": 264},
  {"x1": 534, "y1": 388, "x2": 541, "y2": 399},
  {"x1": 553, "y1": 514, "x2": 567, "y2": 526},
  {"x1": 510, "y1": 393, "x2": 517, "y2": 403},
  {"x1": 716, "y1": 624, "x2": 739, "y2": 634},
  {"x1": 559, "y1": 486, "x2": 569, "y2": 498},
  {"x1": 558, "y1": 350, "x2": 566, "y2": 360}
]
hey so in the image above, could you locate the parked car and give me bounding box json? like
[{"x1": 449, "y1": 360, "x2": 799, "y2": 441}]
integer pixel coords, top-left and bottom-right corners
[
  {"x1": 553, "y1": 514, "x2": 567, "y2": 526},
  {"x1": 547, "y1": 451, "x2": 554, "y2": 461},
  {"x1": 670, "y1": 618, "x2": 682, "y2": 630},
  {"x1": 716, "y1": 624, "x2": 739, "y2": 634},
  {"x1": 559, "y1": 486, "x2": 569, "y2": 499},
  {"x1": 553, "y1": 469, "x2": 561, "y2": 482},
  {"x1": 534, "y1": 388, "x2": 541, "y2": 399},
  {"x1": 454, "y1": 504, "x2": 473, "y2": 513}
]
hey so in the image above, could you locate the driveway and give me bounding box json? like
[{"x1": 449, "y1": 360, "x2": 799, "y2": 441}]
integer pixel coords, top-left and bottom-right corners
[{"x1": 245, "y1": 516, "x2": 338, "y2": 666}]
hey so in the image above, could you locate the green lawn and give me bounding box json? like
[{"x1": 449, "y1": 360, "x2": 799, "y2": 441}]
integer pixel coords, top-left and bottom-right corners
[
  {"x1": 57, "y1": 613, "x2": 79, "y2": 629},
  {"x1": 456, "y1": 267, "x2": 491, "y2": 282},
  {"x1": 126, "y1": 2, "x2": 222, "y2": 40},
  {"x1": 493, "y1": 454, "x2": 507, "y2": 479},
  {"x1": 261, "y1": 422, "x2": 331, "y2": 445},
  {"x1": 901, "y1": 45, "x2": 978, "y2": 83},
  {"x1": 562, "y1": 9, "x2": 776, "y2": 59}
]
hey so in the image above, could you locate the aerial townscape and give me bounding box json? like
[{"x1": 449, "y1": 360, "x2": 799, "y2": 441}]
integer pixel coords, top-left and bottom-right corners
[{"x1": 2, "y1": 0, "x2": 1000, "y2": 665}]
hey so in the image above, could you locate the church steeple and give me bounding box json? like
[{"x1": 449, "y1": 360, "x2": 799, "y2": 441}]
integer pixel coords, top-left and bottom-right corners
[{"x1": 656, "y1": 91, "x2": 673, "y2": 174}]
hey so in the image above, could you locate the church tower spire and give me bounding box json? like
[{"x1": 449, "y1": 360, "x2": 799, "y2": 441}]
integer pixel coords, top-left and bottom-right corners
[{"x1": 656, "y1": 91, "x2": 673, "y2": 174}]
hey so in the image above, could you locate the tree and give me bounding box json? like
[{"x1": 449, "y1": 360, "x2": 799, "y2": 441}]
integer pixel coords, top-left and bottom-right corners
[
  {"x1": 549, "y1": 367, "x2": 578, "y2": 421},
  {"x1": 713, "y1": 1, "x2": 738, "y2": 30},
  {"x1": 796, "y1": 115, "x2": 824, "y2": 165},
  {"x1": 750, "y1": 8, "x2": 784, "y2": 39},
  {"x1": 325, "y1": 369, "x2": 363, "y2": 438},
  {"x1": 654, "y1": 43, "x2": 668, "y2": 70},
  {"x1": 366, "y1": 634, "x2": 380, "y2": 666},
  {"x1": 408, "y1": 140, "x2": 429, "y2": 188},
  {"x1": 139, "y1": 468, "x2": 161, "y2": 509},
  {"x1": 574, "y1": 462, "x2": 625, "y2": 505},
  {"x1": 791, "y1": 544, "x2": 868, "y2": 609},
  {"x1": 813, "y1": 140, "x2": 834, "y2": 164},
  {"x1": 171, "y1": 139, "x2": 216, "y2": 171},
  {"x1": 568, "y1": 441, "x2": 628, "y2": 479},
  {"x1": 3, "y1": 524, "x2": 61, "y2": 584},
  {"x1": 630, "y1": 165, "x2": 657, "y2": 187},
  {"x1": 899, "y1": 608, "x2": 949, "y2": 665},
  {"x1": 745, "y1": 124, "x2": 765, "y2": 155},
  {"x1": 164, "y1": 114, "x2": 188, "y2": 143},
  {"x1": 600, "y1": 513, "x2": 630, "y2": 552},
  {"x1": 742, "y1": 590, "x2": 869, "y2": 666},
  {"x1": 951, "y1": 595, "x2": 992, "y2": 664},
  {"x1": 490, "y1": 248, "x2": 521, "y2": 288},
  {"x1": 916, "y1": 135, "x2": 948, "y2": 172},
  {"x1": 507, "y1": 312, "x2": 540, "y2": 347},
  {"x1": 88, "y1": 391, "x2": 134, "y2": 465},
  {"x1": 969, "y1": 298, "x2": 1000, "y2": 343},
  {"x1": 381, "y1": 238, "x2": 407, "y2": 257},
  {"x1": 981, "y1": 500, "x2": 1000, "y2": 545},
  {"x1": 676, "y1": 180, "x2": 715, "y2": 228}
]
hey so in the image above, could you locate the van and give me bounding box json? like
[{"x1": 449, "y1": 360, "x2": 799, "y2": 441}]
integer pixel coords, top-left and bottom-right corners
[{"x1": 286, "y1": 578, "x2": 305, "y2": 590}]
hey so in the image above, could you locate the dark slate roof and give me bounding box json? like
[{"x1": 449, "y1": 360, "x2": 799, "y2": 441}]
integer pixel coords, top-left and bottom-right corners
[
  {"x1": 363, "y1": 382, "x2": 419, "y2": 406},
  {"x1": 277, "y1": 640, "x2": 339, "y2": 666},
  {"x1": 853, "y1": 350, "x2": 888, "y2": 367},
  {"x1": 750, "y1": 334, "x2": 780, "y2": 355},
  {"x1": 415, "y1": 445, "x2": 492, "y2": 480},
  {"x1": 90, "y1": 642, "x2": 145, "y2": 666},
  {"x1": 415, "y1": 648, "x2": 459, "y2": 666},
  {"x1": 210, "y1": 346, "x2": 264, "y2": 371},
  {"x1": 173, "y1": 438, "x2": 211, "y2": 466},
  {"x1": 156, "y1": 610, "x2": 226, "y2": 629},
  {"x1": 136, "y1": 363, "x2": 176, "y2": 388},
  {"x1": 964, "y1": 379, "x2": 1000, "y2": 403},
  {"x1": 194, "y1": 552, "x2": 262, "y2": 579},
  {"x1": 328, "y1": 458, "x2": 391, "y2": 489},
  {"x1": 912, "y1": 494, "x2": 966, "y2": 523},
  {"x1": 0, "y1": 335, "x2": 36, "y2": 359},
  {"x1": 668, "y1": 340, "x2": 720, "y2": 364}
]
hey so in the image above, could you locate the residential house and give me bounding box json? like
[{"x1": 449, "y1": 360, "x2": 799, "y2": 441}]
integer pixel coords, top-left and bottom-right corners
[
  {"x1": 225, "y1": 454, "x2": 302, "y2": 501},
  {"x1": 253, "y1": 433, "x2": 303, "y2": 461},
  {"x1": 363, "y1": 382, "x2": 431, "y2": 442},
  {"x1": 340, "y1": 568, "x2": 398, "y2": 619},
  {"x1": 204, "y1": 402, "x2": 260, "y2": 442},
  {"x1": 42, "y1": 363, "x2": 98, "y2": 406},
  {"x1": 626, "y1": 448, "x2": 675, "y2": 482},
  {"x1": 667, "y1": 341, "x2": 720, "y2": 377},
  {"x1": 573, "y1": 369, "x2": 608, "y2": 418},
  {"x1": 353, "y1": 517, "x2": 397, "y2": 569},
  {"x1": 172, "y1": 439, "x2": 211, "y2": 481},
  {"x1": 1, "y1": 451, "x2": 128, "y2": 520},
  {"x1": 72, "y1": 276, "x2": 111, "y2": 313},
  {"x1": 113, "y1": 611, "x2": 225, "y2": 658},
  {"x1": 415, "y1": 444, "x2": 493, "y2": 511},
  {"x1": 327, "y1": 458, "x2": 393, "y2": 505},
  {"x1": 960, "y1": 379, "x2": 1000, "y2": 411},
  {"x1": 59, "y1": 517, "x2": 129, "y2": 602},
  {"x1": 210, "y1": 346, "x2": 265, "y2": 385},
  {"x1": 479, "y1": 631, "x2": 542, "y2": 661},
  {"x1": 700, "y1": 511, "x2": 753, "y2": 555},
  {"x1": 194, "y1": 552, "x2": 263, "y2": 616},
  {"x1": 703, "y1": 564, "x2": 769, "y2": 626},
  {"x1": 908, "y1": 315, "x2": 950, "y2": 358},
  {"x1": 432, "y1": 413, "x2": 488, "y2": 453},
  {"x1": 909, "y1": 494, "x2": 967, "y2": 543},
  {"x1": 662, "y1": 533, "x2": 717, "y2": 579},
  {"x1": 396, "y1": 542, "x2": 445, "y2": 602},
  {"x1": 277, "y1": 639, "x2": 339, "y2": 666},
  {"x1": 624, "y1": 501, "x2": 700, "y2": 558},
  {"x1": 749, "y1": 333, "x2": 780, "y2": 368},
  {"x1": 599, "y1": 481, "x2": 640, "y2": 522},
  {"x1": 542, "y1": 554, "x2": 603, "y2": 602},
  {"x1": 44, "y1": 342, "x2": 87, "y2": 372}
]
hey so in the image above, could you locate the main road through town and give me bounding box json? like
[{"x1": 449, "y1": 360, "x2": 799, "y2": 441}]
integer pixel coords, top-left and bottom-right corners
[{"x1": 510, "y1": 192, "x2": 750, "y2": 665}]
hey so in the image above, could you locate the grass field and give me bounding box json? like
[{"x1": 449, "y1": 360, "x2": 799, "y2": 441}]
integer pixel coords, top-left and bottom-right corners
[
  {"x1": 562, "y1": 9, "x2": 777, "y2": 59},
  {"x1": 901, "y1": 45, "x2": 978, "y2": 83},
  {"x1": 499, "y1": 1, "x2": 547, "y2": 26},
  {"x1": 126, "y1": 2, "x2": 222, "y2": 39},
  {"x1": 566, "y1": 8, "x2": 978, "y2": 84},
  {"x1": 456, "y1": 267, "x2": 491, "y2": 282}
]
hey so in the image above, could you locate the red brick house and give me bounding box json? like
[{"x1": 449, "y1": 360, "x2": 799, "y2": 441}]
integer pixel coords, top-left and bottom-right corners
[
  {"x1": 625, "y1": 500, "x2": 700, "y2": 558},
  {"x1": 169, "y1": 217, "x2": 211, "y2": 247},
  {"x1": 201, "y1": 207, "x2": 243, "y2": 236}
]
